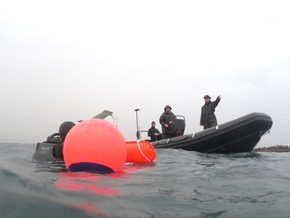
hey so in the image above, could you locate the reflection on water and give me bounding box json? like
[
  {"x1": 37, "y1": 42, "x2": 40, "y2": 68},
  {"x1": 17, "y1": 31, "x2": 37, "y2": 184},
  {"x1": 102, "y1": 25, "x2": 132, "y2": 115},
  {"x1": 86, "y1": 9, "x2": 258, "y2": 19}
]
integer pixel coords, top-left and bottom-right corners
[{"x1": 54, "y1": 162, "x2": 156, "y2": 216}]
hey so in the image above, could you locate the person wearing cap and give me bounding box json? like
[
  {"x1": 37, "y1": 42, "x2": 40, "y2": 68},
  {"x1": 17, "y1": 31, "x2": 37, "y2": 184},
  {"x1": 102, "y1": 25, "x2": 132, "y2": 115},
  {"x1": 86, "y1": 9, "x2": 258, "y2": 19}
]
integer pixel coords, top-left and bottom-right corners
[
  {"x1": 200, "y1": 95, "x2": 221, "y2": 130},
  {"x1": 159, "y1": 105, "x2": 176, "y2": 139},
  {"x1": 148, "y1": 121, "x2": 161, "y2": 142}
]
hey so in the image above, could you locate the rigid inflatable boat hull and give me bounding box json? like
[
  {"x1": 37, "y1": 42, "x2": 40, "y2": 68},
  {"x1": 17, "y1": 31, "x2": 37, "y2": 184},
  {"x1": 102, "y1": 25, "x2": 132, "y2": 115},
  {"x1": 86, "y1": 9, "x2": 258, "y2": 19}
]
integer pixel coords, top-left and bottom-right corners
[
  {"x1": 152, "y1": 112, "x2": 273, "y2": 153},
  {"x1": 32, "y1": 142, "x2": 63, "y2": 164}
]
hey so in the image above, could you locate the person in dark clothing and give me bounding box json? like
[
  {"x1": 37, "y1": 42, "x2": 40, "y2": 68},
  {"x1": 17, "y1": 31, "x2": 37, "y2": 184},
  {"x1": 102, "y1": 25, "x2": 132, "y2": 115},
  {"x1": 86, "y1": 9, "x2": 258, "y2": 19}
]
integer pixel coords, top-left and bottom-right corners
[
  {"x1": 52, "y1": 121, "x2": 75, "y2": 159},
  {"x1": 159, "y1": 105, "x2": 176, "y2": 139},
  {"x1": 200, "y1": 95, "x2": 221, "y2": 130},
  {"x1": 59, "y1": 121, "x2": 75, "y2": 142},
  {"x1": 148, "y1": 121, "x2": 161, "y2": 141}
]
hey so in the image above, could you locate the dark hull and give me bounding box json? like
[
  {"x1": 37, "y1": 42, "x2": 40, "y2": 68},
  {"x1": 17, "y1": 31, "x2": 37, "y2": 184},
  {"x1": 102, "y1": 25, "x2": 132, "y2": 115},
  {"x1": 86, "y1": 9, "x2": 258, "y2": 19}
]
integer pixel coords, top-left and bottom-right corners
[
  {"x1": 152, "y1": 112, "x2": 273, "y2": 153},
  {"x1": 32, "y1": 142, "x2": 64, "y2": 164}
]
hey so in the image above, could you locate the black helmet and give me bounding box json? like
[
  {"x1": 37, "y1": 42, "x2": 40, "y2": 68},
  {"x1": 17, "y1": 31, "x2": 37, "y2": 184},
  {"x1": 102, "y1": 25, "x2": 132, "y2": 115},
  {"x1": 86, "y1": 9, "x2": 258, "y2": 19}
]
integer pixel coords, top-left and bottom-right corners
[{"x1": 59, "y1": 121, "x2": 75, "y2": 141}]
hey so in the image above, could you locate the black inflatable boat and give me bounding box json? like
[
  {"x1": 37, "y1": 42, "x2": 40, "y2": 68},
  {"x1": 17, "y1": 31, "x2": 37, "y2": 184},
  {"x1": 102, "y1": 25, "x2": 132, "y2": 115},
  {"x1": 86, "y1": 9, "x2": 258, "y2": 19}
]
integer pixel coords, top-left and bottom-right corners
[
  {"x1": 152, "y1": 112, "x2": 273, "y2": 153},
  {"x1": 32, "y1": 110, "x2": 116, "y2": 164}
]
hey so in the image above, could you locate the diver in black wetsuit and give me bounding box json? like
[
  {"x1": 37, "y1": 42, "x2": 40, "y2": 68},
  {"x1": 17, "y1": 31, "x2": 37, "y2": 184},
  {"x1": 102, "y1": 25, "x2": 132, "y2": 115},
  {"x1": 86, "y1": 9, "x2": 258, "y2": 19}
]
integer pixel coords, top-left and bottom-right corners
[{"x1": 47, "y1": 121, "x2": 75, "y2": 159}]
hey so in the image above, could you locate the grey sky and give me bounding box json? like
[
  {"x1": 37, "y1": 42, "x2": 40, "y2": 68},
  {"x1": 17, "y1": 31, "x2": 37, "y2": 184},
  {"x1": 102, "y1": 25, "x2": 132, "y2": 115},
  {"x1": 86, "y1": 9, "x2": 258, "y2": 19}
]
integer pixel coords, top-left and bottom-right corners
[{"x1": 1, "y1": 1, "x2": 289, "y2": 147}]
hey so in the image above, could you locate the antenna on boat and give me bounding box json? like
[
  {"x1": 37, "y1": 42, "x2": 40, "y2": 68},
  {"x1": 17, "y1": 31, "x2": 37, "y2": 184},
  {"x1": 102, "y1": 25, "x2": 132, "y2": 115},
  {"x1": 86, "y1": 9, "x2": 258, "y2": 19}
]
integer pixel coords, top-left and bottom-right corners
[{"x1": 135, "y1": 109, "x2": 141, "y2": 140}]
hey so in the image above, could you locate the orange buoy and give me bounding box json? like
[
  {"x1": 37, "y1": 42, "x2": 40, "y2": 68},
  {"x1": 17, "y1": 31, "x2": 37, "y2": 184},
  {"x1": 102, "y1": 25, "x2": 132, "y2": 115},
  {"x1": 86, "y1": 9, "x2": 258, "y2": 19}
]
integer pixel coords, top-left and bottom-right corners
[
  {"x1": 63, "y1": 119, "x2": 126, "y2": 174},
  {"x1": 125, "y1": 140, "x2": 156, "y2": 163}
]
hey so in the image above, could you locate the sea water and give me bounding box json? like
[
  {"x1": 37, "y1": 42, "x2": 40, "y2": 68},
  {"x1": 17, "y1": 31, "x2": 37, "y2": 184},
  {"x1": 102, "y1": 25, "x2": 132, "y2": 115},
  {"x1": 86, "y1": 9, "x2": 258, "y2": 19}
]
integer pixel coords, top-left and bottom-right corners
[{"x1": 0, "y1": 143, "x2": 290, "y2": 218}]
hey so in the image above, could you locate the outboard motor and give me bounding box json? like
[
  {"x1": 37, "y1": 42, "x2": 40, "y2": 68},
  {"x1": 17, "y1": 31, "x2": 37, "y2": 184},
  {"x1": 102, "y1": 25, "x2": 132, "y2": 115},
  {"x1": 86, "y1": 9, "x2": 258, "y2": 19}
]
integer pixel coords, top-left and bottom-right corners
[{"x1": 171, "y1": 115, "x2": 186, "y2": 136}]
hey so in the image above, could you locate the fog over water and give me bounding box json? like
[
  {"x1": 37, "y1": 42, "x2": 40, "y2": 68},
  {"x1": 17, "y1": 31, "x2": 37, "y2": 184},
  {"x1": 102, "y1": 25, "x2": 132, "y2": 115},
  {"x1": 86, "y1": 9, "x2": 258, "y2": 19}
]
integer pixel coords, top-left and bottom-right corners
[{"x1": 1, "y1": 1, "x2": 289, "y2": 147}]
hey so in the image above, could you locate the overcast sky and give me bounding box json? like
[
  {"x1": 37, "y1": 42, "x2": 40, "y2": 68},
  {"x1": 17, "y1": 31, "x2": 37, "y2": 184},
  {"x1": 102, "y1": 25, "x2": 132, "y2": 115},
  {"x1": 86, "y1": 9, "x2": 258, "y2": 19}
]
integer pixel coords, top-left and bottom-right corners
[{"x1": 1, "y1": 0, "x2": 289, "y2": 147}]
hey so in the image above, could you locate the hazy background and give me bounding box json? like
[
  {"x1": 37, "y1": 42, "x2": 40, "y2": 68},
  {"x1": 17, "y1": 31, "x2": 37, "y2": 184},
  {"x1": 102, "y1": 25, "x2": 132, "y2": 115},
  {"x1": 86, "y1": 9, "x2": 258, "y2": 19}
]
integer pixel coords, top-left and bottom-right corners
[{"x1": 1, "y1": 0, "x2": 289, "y2": 147}]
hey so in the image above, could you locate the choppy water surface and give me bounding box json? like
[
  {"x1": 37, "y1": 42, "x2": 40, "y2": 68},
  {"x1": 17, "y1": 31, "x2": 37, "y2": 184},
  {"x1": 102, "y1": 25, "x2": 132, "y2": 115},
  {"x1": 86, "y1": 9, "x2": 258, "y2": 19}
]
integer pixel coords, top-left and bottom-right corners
[{"x1": 0, "y1": 143, "x2": 290, "y2": 218}]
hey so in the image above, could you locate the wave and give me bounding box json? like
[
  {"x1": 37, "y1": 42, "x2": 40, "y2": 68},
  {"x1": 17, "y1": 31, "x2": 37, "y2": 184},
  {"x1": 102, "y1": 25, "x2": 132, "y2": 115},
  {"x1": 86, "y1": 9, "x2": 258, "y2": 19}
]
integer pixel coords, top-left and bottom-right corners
[
  {"x1": 0, "y1": 167, "x2": 107, "y2": 218},
  {"x1": 1, "y1": 143, "x2": 290, "y2": 217}
]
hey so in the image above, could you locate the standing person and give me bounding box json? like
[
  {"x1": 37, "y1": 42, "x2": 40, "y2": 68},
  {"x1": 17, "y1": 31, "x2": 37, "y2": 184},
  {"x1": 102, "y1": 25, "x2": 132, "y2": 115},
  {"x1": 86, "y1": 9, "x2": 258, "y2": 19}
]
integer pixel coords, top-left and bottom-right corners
[
  {"x1": 159, "y1": 105, "x2": 176, "y2": 139},
  {"x1": 148, "y1": 121, "x2": 161, "y2": 142},
  {"x1": 200, "y1": 95, "x2": 221, "y2": 130}
]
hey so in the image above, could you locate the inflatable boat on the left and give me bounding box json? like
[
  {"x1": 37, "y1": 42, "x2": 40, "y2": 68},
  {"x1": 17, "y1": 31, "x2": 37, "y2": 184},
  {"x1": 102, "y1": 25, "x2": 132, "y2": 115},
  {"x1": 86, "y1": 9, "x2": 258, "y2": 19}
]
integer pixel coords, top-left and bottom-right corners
[
  {"x1": 32, "y1": 110, "x2": 116, "y2": 164},
  {"x1": 33, "y1": 110, "x2": 156, "y2": 168}
]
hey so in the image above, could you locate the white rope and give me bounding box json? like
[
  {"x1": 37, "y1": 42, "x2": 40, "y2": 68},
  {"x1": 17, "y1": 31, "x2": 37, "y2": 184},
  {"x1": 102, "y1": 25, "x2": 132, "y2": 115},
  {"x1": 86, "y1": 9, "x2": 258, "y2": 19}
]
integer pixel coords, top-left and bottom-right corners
[{"x1": 137, "y1": 140, "x2": 151, "y2": 162}]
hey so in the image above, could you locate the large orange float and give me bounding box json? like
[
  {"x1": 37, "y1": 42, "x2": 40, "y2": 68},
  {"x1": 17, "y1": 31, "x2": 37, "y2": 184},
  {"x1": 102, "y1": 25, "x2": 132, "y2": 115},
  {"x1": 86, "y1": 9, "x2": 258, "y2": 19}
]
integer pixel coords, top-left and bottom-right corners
[
  {"x1": 63, "y1": 119, "x2": 127, "y2": 174},
  {"x1": 62, "y1": 110, "x2": 156, "y2": 173},
  {"x1": 125, "y1": 140, "x2": 156, "y2": 163}
]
